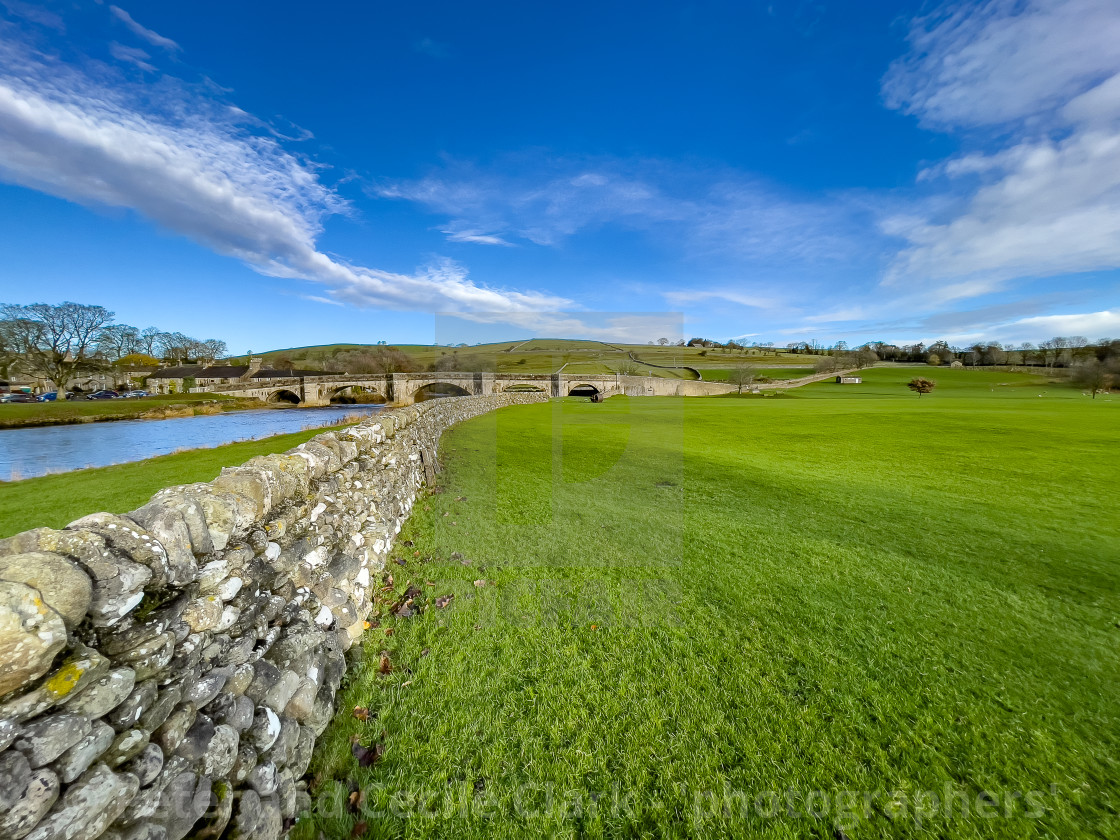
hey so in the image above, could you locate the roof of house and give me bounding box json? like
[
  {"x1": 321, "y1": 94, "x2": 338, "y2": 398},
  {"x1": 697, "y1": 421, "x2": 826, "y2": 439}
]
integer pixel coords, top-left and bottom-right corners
[{"x1": 147, "y1": 365, "x2": 208, "y2": 379}]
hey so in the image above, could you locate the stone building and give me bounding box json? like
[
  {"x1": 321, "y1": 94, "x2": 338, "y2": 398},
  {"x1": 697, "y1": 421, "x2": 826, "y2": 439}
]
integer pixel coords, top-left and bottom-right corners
[{"x1": 146, "y1": 358, "x2": 327, "y2": 395}]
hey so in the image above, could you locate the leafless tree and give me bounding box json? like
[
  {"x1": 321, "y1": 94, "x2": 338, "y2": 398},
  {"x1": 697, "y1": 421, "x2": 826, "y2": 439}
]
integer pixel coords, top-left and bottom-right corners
[
  {"x1": 729, "y1": 363, "x2": 759, "y2": 394},
  {"x1": 137, "y1": 327, "x2": 164, "y2": 356},
  {"x1": 1072, "y1": 359, "x2": 1115, "y2": 399},
  {"x1": 338, "y1": 347, "x2": 417, "y2": 374},
  {"x1": 0, "y1": 301, "x2": 114, "y2": 389},
  {"x1": 96, "y1": 324, "x2": 140, "y2": 361}
]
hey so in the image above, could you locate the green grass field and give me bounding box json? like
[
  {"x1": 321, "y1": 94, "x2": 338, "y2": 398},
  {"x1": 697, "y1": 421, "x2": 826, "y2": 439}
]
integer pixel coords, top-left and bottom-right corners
[
  {"x1": 296, "y1": 367, "x2": 1119, "y2": 839},
  {"x1": 697, "y1": 366, "x2": 816, "y2": 382},
  {"x1": 0, "y1": 427, "x2": 333, "y2": 537}
]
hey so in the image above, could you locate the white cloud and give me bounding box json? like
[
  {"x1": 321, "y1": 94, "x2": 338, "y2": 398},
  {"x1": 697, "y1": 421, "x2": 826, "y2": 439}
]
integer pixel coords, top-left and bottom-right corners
[
  {"x1": 0, "y1": 35, "x2": 569, "y2": 316},
  {"x1": 882, "y1": 0, "x2": 1120, "y2": 293},
  {"x1": 109, "y1": 5, "x2": 180, "y2": 52},
  {"x1": 1004, "y1": 309, "x2": 1120, "y2": 339},
  {"x1": 883, "y1": 0, "x2": 1120, "y2": 130}
]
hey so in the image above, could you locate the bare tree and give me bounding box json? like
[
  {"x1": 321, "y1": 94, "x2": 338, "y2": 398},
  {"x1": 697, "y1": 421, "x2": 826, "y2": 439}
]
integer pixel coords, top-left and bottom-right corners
[
  {"x1": 657, "y1": 337, "x2": 669, "y2": 345},
  {"x1": 729, "y1": 363, "x2": 759, "y2": 394},
  {"x1": 1072, "y1": 360, "x2": 1115, "y2": 399},
  {"x1": 96, "y1": 324, "x2": 140, "y2": 361},
  {"x1": 138, "y1": 327, "x2": 164, "y2": 356},
  {"x1": 338, "y1": 347, "x2": 417, "y2": 374},
  {"x1": 1, "y1": 301, "x2": 114, "y2": 389},
  {"x1": 200, "y1": 339, "x2": 228, "y2": 363},
  {"x1": 616, "y1": 359, "x2": 640, "y2": 376},
  {"x1": 0, "y1": 318, "x2": 24, "y2": 380}
]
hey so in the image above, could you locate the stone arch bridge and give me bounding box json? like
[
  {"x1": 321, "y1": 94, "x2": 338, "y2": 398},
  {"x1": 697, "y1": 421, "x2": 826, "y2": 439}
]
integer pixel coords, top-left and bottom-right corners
[{"x1": 194, "y1": 372, "x2": 737, "y2": 406}]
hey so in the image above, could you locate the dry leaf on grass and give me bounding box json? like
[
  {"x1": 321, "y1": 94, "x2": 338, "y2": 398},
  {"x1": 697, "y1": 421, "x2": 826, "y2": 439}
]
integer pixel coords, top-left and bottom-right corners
[{"x1": 350, "y1": 734, "x2": 385, "y2": 767}]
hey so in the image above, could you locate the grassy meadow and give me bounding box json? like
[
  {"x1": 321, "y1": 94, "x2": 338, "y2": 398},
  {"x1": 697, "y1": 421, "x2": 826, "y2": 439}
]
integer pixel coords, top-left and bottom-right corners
[{"x1": 296, "y1": 367, "x2": 1119, "y2": 839}]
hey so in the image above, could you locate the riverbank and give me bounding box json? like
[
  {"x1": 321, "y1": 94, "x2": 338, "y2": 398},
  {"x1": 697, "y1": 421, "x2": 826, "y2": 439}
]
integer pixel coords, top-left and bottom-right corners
[
  {"x1": 0, "y1": 423, "x2": 350, "y2": 536},
  {"x1": 0, "y1": 393, "x2": 274, "y2": 429}
]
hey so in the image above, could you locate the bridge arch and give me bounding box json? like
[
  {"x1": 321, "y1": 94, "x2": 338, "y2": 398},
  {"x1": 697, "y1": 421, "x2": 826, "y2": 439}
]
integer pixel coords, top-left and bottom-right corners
[
  {"x1": 328, "y1": 385, "x2": 386, "y2": 405},
  {"x1": 567, "y1": 383, "x2": 600, "y2": 397},
  {"x1": 268, "y1": 389, "x2": 302, "y2": 404},
  {"x1": 413, "y1": 381, "x2": 472, "y2": 402}
]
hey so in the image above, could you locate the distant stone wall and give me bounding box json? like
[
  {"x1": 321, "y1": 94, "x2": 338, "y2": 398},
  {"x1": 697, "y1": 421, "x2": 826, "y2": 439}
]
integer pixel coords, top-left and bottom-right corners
[{"x1": 0, "y1": 393, "x2": 547, "y2": 840}]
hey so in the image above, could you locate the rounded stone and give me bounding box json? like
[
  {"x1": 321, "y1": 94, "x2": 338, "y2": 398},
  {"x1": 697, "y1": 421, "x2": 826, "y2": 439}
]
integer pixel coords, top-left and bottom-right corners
[
  {"x1": 23, "y1": 763, "x2": 139, "y2": 840},
  {"x1": 0, "y1": 749, "x2": 31, "y2": 810},
  {"x1": 246, "y1": 707, "x2": 280, "y2": 751},
  {"x1": 63, "y1": 668, "x2": 136, "y2": 719},
  {"x1": 14, "y1": 712, "x2": 91, "y2": 768},
  {"x1": 121, "y1": 743, "x2": 163, "y2": 787},
  {"x1": 0, "y1": 553, "x2": 92, "y2": 631},
  {"x1": 0, "y1": 582, "x2": 68, "y2": 698},
  {"x1": 246, "y1": 761, "x2": 277, "y2": 797},
  {"x1": 199, "y1": 725, "x2": 239, "y2": 777},
  {"x1": 53, "y1": 721, "x2": 114, "y2": 783},
  {"x1": 0, "y1": 768, "x2": 60, "y2": 839}
]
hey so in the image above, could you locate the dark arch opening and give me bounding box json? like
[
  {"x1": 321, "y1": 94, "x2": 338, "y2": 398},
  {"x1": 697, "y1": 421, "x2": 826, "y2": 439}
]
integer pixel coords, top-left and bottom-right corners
[
  {"x1": 568, "y1": 384, "x2": 600, "y2": 397},
  {"x1": 414, "y1": 382, "x2": 471, "y2": 402},
  {"x1": 329, "y1": 386, "x2": 386, "y2": 405},
  {"x1": 269, "y1": 389, "x2": 302, "y2": 404}
]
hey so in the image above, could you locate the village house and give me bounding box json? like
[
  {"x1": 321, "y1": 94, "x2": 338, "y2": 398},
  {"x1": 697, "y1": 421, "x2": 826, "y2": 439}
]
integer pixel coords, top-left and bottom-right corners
[{"x1": 145, "y1": 357, "x2": 328, "y2": 394}]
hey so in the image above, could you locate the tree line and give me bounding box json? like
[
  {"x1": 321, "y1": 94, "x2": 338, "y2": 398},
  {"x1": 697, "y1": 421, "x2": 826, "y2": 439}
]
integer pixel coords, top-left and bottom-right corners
[{"x1": 0, "y1": 301, "x2": 228, "y2": 390}]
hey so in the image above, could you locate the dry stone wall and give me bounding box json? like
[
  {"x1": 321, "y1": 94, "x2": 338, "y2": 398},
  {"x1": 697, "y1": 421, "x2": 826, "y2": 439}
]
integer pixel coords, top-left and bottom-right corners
[{"x1": 0, "y1": 393, "x2": 546, "y2": 840}]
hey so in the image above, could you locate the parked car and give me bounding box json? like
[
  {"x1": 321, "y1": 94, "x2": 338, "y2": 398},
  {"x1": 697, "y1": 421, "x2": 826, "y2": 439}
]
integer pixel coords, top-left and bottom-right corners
[
  {"x1": 121, "y1": 390, "x2": 150, "y2": 399},
  {"x1": 38, "y1": 392, "x2": 58, "y2": 401},
  {"x1": 86, "y1": 390, "x2": 119, "y2": 400},
  {"x1": 0, "y1": 392, "x2": 38, "y2": 403}
]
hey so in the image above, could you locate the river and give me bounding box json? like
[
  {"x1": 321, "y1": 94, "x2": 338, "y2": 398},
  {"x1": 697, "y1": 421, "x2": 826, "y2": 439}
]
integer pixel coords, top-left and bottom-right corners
[{"x1": 0, "y1": 404, "x2": 385, "y2": 481}]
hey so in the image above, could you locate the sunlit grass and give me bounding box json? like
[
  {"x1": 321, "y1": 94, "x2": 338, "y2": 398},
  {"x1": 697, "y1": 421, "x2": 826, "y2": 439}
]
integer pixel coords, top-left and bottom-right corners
[{"x1": 297, "y1": 368, "x2": 1119, "y2": 838}]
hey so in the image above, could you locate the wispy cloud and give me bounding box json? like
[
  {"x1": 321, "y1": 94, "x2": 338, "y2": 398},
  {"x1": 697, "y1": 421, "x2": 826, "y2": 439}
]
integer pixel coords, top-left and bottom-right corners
[
  {"x1": 662, "y1": 289, "x2": 777, "y2": 309},
  {"x1": 882, "y1": 0, "x2": 1120, "y2": 293},
  {"x1": 108, "y1": 42, "x2": 155, "y2": 72},
  {"x1": 374, "y1": 156, "x2": 871, "y2": 266},
  {"x1": 109, "y1": 5, "x2": 180, "y2": 52},
  {"x1": 1, "y1": 0, "x2": 64, "y2": 31},
  {"x1": 0, "y1": 26, "x2": 570, "y2": 316}
]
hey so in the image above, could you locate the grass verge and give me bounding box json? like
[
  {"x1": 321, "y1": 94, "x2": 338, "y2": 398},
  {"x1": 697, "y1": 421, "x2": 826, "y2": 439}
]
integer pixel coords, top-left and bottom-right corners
[
  {"x1": 0, "y1": 427, "x2": 330, "y2": 537},
  {"x1": 0, "y1": 393, "x2": 266, "y2": 429}
]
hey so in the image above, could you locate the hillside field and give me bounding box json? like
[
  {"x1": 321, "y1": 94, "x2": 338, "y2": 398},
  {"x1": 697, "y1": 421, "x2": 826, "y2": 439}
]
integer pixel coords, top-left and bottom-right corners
[
  {"x1": 232, "y1": 339, "x2": 818, "y2": 380},
  {"x1": 296, "y1": 367, "x2": 1119, "y2": 839}
]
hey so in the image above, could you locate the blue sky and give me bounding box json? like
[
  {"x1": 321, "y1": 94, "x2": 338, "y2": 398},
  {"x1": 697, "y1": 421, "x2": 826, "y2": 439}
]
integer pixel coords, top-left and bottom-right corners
[{"x1": 1, "y1": 0, "x2": 1118, "y2": 351}]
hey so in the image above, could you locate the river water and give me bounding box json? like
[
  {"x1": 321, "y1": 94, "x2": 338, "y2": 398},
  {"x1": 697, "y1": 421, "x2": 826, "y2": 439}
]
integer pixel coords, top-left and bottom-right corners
[{"x1": 0, "y1": 404, "x2": 385, "y2": 481}]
